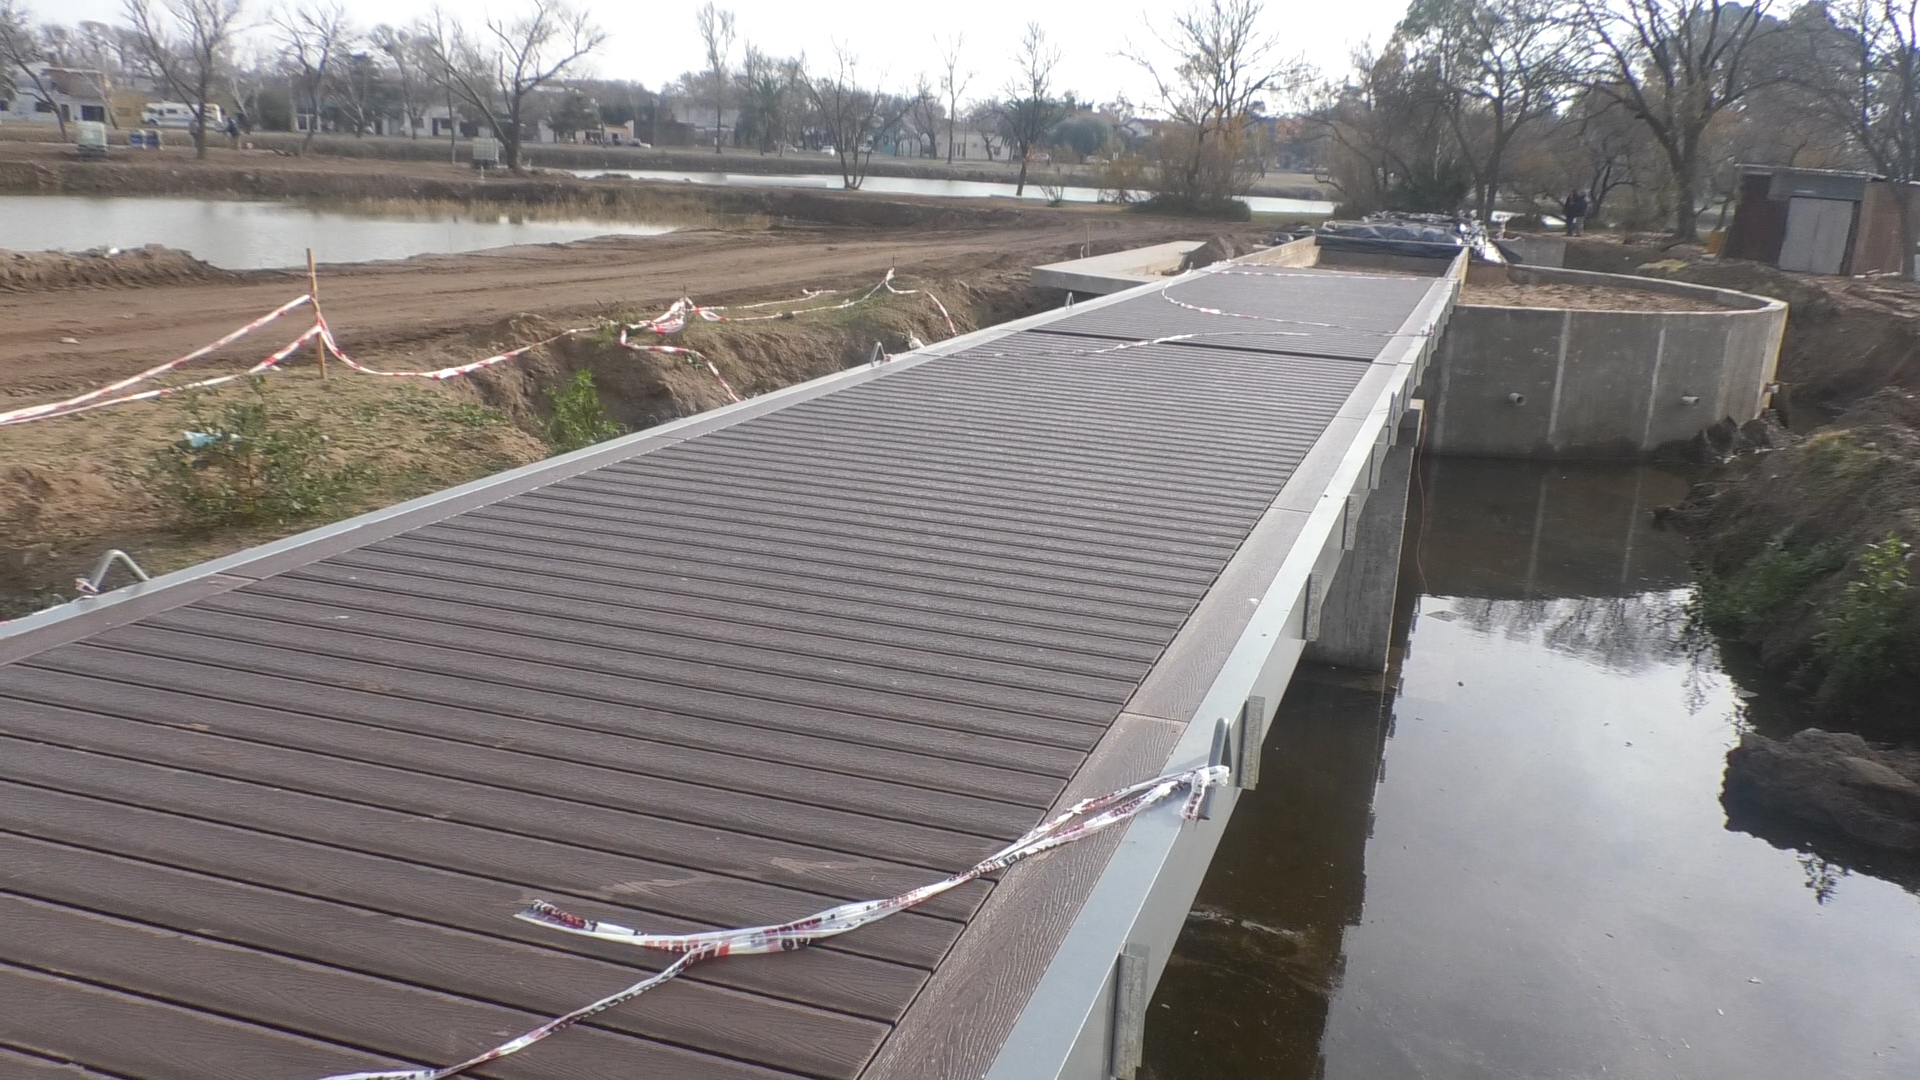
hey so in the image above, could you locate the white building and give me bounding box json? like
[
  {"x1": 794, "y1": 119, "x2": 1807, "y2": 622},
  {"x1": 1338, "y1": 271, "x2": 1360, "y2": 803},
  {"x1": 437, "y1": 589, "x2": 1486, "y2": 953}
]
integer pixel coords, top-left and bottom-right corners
[{"x1": 0, "y1": 65, "x2": 109, "y2": 127}]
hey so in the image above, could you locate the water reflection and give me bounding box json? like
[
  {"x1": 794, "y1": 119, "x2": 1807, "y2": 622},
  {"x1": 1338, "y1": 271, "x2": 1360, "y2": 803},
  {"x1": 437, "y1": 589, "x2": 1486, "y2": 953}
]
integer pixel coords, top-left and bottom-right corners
[
  {"x1": 0, "y1": 195, "x2": 672, "y2": 269},
  {"x1": 1144, "y1": 458, "x2": 1920, "y2": 1080}
]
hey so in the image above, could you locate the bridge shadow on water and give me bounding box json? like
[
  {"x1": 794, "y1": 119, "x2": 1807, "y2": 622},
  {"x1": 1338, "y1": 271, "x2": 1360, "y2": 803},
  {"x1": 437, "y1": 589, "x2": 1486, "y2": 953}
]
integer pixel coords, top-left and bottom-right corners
[{"x1": 1143, "y1": 457, "x2": 1920, "y2": 1080}]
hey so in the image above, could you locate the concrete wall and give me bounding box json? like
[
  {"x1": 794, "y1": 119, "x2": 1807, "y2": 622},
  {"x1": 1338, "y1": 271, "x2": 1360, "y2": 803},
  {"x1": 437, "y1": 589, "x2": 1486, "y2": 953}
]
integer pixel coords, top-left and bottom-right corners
[{"x1": 1425, "y1": 266, "x2": 1786, "y2": 459}]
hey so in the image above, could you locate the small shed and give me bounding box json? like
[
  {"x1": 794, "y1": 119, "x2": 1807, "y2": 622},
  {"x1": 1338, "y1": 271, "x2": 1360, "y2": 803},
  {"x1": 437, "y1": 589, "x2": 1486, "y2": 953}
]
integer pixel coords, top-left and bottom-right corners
[{"x1": 1723, "y1": 165, "x2": 1920, "y2": 275}]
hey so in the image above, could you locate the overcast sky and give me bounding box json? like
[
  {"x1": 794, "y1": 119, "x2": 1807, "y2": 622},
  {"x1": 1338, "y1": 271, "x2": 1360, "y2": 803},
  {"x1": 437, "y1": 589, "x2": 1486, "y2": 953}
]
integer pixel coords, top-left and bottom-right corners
[{"x1": 47, "y1": 0, "x2": 1408, "y2": 104}]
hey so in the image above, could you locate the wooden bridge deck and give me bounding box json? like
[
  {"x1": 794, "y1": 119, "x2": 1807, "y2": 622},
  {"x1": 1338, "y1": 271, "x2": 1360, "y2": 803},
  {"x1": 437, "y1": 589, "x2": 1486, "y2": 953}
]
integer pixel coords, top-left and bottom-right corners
[{"x1": 0, "y1": 262, "x2": 1451, "y2": 1080}]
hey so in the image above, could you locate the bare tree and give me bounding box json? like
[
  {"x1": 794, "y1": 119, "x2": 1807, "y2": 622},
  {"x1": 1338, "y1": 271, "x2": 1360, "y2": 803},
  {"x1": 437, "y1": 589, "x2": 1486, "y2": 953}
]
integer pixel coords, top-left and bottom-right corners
[
  {"x1": 1399, "y1": 0, "x2": 1581, "y2": 219},
  {"x1": 736, "y1": 43, "x2": 800, "y2": 153},
  {"x1": 803, "y1": 45, "x2": 912, "y2": 188},
  {"x1": 1572, "y1": 0, "x2": 1778, "y2": 240},
  {"x1": 907, "y1": 73, "x2": 942, "y2": 156},
  {"x1": 417, "y1": 0, "x2": 604, "y2": 172},
  {"x1": 370, "y1": 24, "x2": 421, "y2": 138},
  {"x1": 123, "y1": 0, "x2": 242, "y2": 158},
  {"x1": 936, "y1": 31, "x2": 970, "y2": 162},
  {"x1": 274, "y1": 1, "x2": 351, "y2": 152},
  {"x1": 1127, "y1": 0, "x2": 1308, "y2": 208},
  {"x1": 1001, "y1": 22, "x2": 1062, "y2": 195},
  {"x1": 695, "y1": 2, "x2": 734, "y2": 152},
  {"x1": 0, "y1": 0, "x2": 65, "y2": 138}
]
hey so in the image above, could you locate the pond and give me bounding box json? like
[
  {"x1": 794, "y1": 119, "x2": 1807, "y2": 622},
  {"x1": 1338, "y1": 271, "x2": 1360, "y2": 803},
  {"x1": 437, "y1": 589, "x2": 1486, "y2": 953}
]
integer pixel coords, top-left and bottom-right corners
[
  {"x1": 572, "y1": 168, "x2": 1338, "y2": 217},
  {"x1": 1145, "y1": 458, "x2": 1920, "y2": 1079},
  {"x1": 0, "y1": 195, "x2": 674, "y2": 270}
]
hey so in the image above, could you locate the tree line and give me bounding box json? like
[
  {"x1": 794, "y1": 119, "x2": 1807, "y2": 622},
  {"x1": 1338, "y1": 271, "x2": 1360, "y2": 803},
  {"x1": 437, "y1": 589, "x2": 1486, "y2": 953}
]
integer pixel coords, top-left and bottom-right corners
[
  {"x1": 1314, "y1": 0, "x2": 1920, "y2": 253},
  {"x1": 7, "y1": 0, "x2": 1918, "y2": 245}
]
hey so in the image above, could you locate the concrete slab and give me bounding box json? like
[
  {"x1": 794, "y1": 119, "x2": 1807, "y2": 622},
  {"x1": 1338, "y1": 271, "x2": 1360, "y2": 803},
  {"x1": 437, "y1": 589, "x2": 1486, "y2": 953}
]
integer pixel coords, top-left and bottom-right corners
[{"x1": 1030, "y1": 241, "x2": 1205, "y2": 296}]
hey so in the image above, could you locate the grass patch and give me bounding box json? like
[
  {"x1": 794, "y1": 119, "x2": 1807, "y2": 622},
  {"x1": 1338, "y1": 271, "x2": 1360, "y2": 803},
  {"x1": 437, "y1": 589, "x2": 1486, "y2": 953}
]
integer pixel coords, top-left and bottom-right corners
[
  {"x1": 1694, "y1": 536, "x2": 1847, "y2": 636},
  {"x1": 147, "y1": 378, "x2": 370, "y2": 532},
  {"x1": 542, "y1": 369, "x2": 623, "y2": 454},
  {"x1": 1817, "y1": 533, "x2": 1915, "y2": 698}
]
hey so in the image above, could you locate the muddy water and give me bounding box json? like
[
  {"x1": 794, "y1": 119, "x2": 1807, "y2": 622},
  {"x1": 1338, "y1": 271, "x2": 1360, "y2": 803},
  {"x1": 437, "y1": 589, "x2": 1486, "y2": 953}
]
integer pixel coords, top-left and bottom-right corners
[
  {"x1": 1144, "y1": 458, "x2": 1920, "y2": 1079},
  {"x1": 571, "y1": 168, "x2": 1337, "y2": 217},
  {"x1": 0, "y1": 195, "x2": 673, "y2": 269}
]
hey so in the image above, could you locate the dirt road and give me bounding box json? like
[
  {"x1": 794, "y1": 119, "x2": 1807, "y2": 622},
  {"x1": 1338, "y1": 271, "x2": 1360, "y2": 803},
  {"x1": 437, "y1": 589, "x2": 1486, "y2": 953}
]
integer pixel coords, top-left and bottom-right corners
[{"x1": 1, "y1": 192, "x2": 1227, "y2": 401}]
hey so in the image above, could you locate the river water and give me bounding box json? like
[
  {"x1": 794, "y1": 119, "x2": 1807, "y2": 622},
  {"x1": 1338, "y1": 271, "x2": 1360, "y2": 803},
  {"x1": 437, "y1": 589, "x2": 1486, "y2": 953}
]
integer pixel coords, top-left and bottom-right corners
[
  {"x1": 1145, "y1": 458, "x2": 1920, "y2": 1079},
  {"x1": 0, "y1": 195, "x2": 673, "y2": 270},
  {"x1": 571, "y1": 168, "x2": 1337, "y2": 217}
]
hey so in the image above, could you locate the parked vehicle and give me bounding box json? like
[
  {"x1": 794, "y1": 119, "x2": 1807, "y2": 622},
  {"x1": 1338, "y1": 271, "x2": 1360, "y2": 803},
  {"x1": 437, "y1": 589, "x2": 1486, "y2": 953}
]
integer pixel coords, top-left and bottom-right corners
[{"x1": 141, "y1": 102, "x2": 222, "y2": 130}]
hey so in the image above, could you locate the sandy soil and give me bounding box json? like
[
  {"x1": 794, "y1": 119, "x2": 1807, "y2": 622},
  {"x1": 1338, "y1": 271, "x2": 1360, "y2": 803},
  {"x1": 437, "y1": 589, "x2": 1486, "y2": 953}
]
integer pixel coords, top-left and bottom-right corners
[
  {"x1": 1461, "y1": 279, "x2": 1729, "y2": 312},
  {"x1": 0, "y1": 201, "x2": 1217, "y2": 402}
]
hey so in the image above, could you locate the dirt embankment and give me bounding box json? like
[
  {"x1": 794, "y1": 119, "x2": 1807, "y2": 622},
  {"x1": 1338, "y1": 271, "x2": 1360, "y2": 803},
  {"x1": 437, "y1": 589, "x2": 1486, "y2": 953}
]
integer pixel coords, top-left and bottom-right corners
[
  {"x1": 1672, "y1": 390, "x2": 1920, "y2": 722},
  {"x1": 1, "y1": 245, "x2": 232, "y2": 292}
]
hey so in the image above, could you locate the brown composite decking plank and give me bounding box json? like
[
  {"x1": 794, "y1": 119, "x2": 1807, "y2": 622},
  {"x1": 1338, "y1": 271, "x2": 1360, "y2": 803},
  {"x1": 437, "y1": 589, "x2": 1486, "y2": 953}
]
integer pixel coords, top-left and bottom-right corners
[
  {"x1": 480, "y1": 487, "x2": 1237, "y2": 590},
  {"x1": 590, "y1": 459, "x2": 1256, "y2": 556},
  {"x1": 508, "y1": 481, "x2": 1231, "y2": 584},
  {"x1": 787, "y1": 389, "x2": 1348, "y2": 454},
  {"x1": 0, "y1": 784, "x2": 926, "y2": 1021},
  {"x1": 0, "y1": 894, "x2": 792, "y2": 1080},
  {"x1": 734, "y1": 404, "x2": 1322, "y2": 481},
  {"x1": 0, "y1": 1046, "x2": 126, "y2": 1079},
  {"x1": 600, "y1": 445, "x2": 1264, "y2": 535},
  {"x1": 17, "y1": 644, "x2": 1071, "y2": 812},
  {"x1": 185, "y1": 590, "x2": 1127, "y2": 725},
  {"x1": 0, "y1": 740, "x2": 960, "y2": 970},
  {"x1": 485, "y1": 491, "x2": 1214, "y2": 609},
  {"x1": 675, "y1": 418, "x2": 1290, "y2": 503},
  {"x1": 131, "y1": 610, "x2": 1113, "y2": 752},
  {"x1": 504, "y1": 487, "x2": 1226, "y2": 595},
  {"x1": 672, "y1": 428, "x2": 1281, "y2": 515},
  {"x1": 0, "y1": 835, "x2": 884, "y2": 1078},
  {"x1": 0, "y1": 688, "x2": 995, "y2": 922},
  {"x1": 331, "y1": 541, "x2": 1168, "y2": 667},
  {"x1": 429, "y1": 516, "x2": 1192, "y2": 634},
  {"x1": 61, "y1": 629, "x2": 1083, "y2": 800},
  {"x1": 0, "y1": 268, "x2": 1424, "y2": 1078},
  {"x1": 283, "y1": 559, "x2": 1154, "y2": 684},
  {"x1": 227, "y1": 575, "x2": 1137, "y2": 704},
  {"x1": 695, "y1": 425, "x2": 1284, "y2": 505},
  {"x1": 0, "y1": 963, "x2": 386, "y2": 1080},
  {"x1": 371, "y1": 528, "x2": 1173, "y2": 648}
]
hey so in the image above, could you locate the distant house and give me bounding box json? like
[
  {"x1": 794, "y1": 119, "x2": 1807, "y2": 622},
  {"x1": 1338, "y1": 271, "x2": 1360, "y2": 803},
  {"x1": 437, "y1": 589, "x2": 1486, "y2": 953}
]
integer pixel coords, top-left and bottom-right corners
[
  {"x1": 0, "y1": 64, "x2": 110, "y2": 127},
  {"x1": 1723, "y1": 164, "x2": 1920, "y2": 276},
  {"x1": 934, "y1": 124, "x2": 998, "y2": 161}
]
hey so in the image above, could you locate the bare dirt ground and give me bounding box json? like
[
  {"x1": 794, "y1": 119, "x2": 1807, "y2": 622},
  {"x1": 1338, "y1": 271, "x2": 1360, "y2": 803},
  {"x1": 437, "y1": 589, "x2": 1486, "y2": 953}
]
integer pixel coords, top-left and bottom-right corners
[{"x1": 1461, "y1": 279, "x2": 1728, "y2": 312}]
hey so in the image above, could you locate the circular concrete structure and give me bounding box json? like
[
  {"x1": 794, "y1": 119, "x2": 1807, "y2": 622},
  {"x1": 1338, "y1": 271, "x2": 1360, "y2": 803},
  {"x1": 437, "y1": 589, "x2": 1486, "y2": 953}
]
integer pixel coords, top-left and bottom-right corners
[{"x1": 1425, "y1": 265, "x2": 1787, "y2": 459}]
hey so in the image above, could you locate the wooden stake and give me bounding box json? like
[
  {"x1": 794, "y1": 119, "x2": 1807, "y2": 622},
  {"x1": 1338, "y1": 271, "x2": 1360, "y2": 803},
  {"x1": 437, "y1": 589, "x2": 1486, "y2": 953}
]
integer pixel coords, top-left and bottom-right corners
[{"x1": 307, "y1": 248, "x2": 327, "y2": 381}]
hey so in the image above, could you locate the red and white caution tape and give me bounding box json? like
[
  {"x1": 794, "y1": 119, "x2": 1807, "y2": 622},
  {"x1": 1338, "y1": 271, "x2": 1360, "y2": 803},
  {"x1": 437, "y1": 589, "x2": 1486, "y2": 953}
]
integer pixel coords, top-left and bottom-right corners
[
  {"x1": 314, "y1": 763, "x2": 1228, "y2": 1080},
  {"x1": 316, "y1": 316, "x2": 594, "y2": 381},
  {"x1": 614, "y1": 327, "x2": 742, "y2": 403},
  {"x1": 0, "y1": 294, "x2": 313, "y2": 426},
  {"x1": 1, "y1": 270, "x2": 955, "y2": 427}
]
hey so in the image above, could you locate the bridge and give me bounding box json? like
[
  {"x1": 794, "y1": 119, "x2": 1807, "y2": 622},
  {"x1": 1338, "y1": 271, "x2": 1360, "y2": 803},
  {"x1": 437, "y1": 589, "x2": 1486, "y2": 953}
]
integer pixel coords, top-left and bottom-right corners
[{"x1": 0, "y1": 246, "x2": 1455, "y2": 1080}]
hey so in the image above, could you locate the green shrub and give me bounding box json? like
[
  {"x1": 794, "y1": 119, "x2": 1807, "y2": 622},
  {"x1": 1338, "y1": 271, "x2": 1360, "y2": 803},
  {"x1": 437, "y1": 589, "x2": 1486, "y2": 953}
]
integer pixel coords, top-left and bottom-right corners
[
  {"x1": 542, "y1": 369, "x2": 623, "y2": 454},
  {"x1": 1816, "y1": 533, "x2": 1914, "y2": 696},
  {"x1": 148, "y1": 378, "x2": 367, "y2": 531},
  {"x1": 1694, "y1": 537, "x2": 1846, "y2": 635}
]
